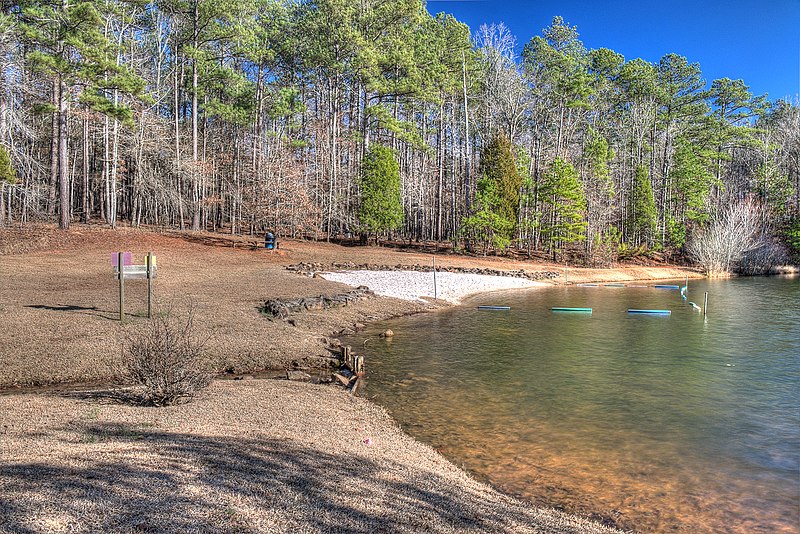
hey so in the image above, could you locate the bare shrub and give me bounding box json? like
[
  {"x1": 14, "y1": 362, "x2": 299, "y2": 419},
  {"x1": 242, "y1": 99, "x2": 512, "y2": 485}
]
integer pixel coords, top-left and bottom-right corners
[
  {"x1": 688, "y1": 197, "x2": 777, "y2": 277},
  {"x1": 120, "y1": 308, "x2": 213, "y2": 406},
  {"x1": 738, "y1": 240, "x2": 789, "y2": 275}
]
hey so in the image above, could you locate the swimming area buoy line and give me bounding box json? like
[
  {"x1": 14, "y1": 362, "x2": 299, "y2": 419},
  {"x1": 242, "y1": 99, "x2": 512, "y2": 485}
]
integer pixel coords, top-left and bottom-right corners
[{"x1": 479, "y1": 281, "x2": 700, "y2": 316}]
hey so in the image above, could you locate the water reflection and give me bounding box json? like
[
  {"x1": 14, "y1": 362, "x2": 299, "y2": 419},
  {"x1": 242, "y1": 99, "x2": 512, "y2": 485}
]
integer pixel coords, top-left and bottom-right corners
[{"x1": 353, "y1": 277, "x2": 800, "y2": 533}]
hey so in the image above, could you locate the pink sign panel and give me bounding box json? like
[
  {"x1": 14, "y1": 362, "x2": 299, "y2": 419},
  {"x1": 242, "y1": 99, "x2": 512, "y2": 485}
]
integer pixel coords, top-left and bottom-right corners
[{"x1": 111, "y1": 252, "x2": 133, "y2": 267}]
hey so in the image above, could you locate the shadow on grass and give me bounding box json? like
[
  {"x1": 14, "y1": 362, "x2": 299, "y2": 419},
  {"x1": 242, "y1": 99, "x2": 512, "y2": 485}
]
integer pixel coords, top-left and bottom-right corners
[
  {"x1": 0, "y1": 422, "x2": 576, "y2": 533},
  {"x1": 56, "y1": 388, "x2": 147, "y2": 406},
  {"x1": 25, "y1": 304, "x2": 118, "y2": 320}
]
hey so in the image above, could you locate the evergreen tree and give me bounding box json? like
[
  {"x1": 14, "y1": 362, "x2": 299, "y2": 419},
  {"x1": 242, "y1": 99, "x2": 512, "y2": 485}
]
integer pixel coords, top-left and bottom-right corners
[
  {"x1": 627, "y1": 165, "x2": 658, "y2": 247},
  {"x1": 18, "y1": 0, "x2": 144, "y2": 229},
  {"x1": 583, "y1": 128, "x2": 615, "y2": 258},
  {"x1": 357, "y1": 144, "x2": 403, "y2": 240},
  {"x1": 0, "y1": 145, "x2": 16, "y2": 184},
  {"x1": 479, "y1": 132, "x2": 522, "y2": 223},
  {"x1": 462, "y1": 177, "x2": 514, "y2": 254},
  {"x1": 671, "y1": 138, "x2": 718, "y2": 226},
  {"x1": 538, "y1": 157, "x2": 587, "y2": 261},
  {"x1": 461, "y1": 133, "x2": 521, "y2": 253},
  {"x1": 705, "y1": 78, "x2": 768, "y2": 181}
]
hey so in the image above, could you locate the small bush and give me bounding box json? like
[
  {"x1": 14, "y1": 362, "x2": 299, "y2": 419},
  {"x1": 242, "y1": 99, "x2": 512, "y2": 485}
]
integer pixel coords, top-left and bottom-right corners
[
  {"x1": 738, "y1": 240, "x2": 789, "y2": 275},
  {"x1": 121, "y1": 309, "x2": 213, "y2": 406}
]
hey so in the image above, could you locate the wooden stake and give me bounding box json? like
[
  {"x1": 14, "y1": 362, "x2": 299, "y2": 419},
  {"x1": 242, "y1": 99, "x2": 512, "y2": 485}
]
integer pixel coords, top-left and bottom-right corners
[
  {"x1": 118, "y1": 251, "x2": 125, "y2": 322},
  {"x1": 341, "y1": 346, "x2": 352, "y2": 369},
  {"x1": 703, "y1": 291, "x2": 708, "y2": 317}
]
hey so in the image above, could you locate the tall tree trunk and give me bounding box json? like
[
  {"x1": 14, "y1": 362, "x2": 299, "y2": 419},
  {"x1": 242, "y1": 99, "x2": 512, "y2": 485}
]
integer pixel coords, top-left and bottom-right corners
[
  {"x1": 436, "y1": 96, "x2": 444, "y2": 241},
  {"x1": 49, "y1": 81, "x2": 58, "y2": 216},
  {"x1": 174, "y1": 47, "x2": 184, "y2": 230},
  {"x1": 57, "y1": 76, "x2": 69, "y2": 230},
  {"x1": 110, "y1": 115, "x2": 119, "y2": 228},
  {"x1": 191, "y1": 0, "x2": 200, "y2": 231},
  {"x1": 0, "y1": 182, "x2": 5, "y2": 225},
  {"x1": 462, "y1": 51, "x2": 470, "y2": 211},
  {"x1": 81, "y1": 116, "x2": 89, "y2": 223},
  {"x1": 103, "y1": 115, "x2": 110, "y2": 224}
]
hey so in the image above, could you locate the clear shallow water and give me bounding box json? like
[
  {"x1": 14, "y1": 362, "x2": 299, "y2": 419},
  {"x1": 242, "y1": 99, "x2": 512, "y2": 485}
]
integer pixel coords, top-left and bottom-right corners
[{"x1": 350, "y1": 277, "x2": 800, "y2": 533}]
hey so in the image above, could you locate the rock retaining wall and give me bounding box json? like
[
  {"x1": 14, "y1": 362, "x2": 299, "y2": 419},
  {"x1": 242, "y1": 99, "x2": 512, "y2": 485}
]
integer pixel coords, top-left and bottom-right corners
[
  {"x1": 286, "y1": 262, "x2": 560, "y2": 281},
  {"x1": 261, "y1": 286, "x2": 375, "y2": 319}
]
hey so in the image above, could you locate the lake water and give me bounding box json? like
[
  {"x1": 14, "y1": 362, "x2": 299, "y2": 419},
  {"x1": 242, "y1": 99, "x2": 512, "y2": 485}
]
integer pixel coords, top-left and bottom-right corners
[{"x1": 349, "y1": 276, "x2": 799, "y2": 533}]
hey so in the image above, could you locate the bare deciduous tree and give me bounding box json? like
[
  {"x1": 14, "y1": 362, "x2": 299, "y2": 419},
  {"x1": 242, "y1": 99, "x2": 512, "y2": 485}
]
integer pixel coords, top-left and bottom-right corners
[{"x1": 688, "y1": 197, "x2": 782, "y2": 276}]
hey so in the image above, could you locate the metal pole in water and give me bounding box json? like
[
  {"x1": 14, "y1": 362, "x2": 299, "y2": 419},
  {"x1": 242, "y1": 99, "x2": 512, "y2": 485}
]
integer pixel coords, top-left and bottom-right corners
[
  {"x1": 703, "y1": 291, "x2": 708, "y2": 317},
  {"x1": 433, "y1": 255, "x2": 438, "y2": 300}
]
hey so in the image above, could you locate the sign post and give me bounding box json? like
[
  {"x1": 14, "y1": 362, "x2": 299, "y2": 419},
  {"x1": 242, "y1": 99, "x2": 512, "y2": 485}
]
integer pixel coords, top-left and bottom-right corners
[
  {"x1": 146, "y1": 252, "x2": 153, "y2": 319},
  {"x1": 118, "y1": 251, "x2": 125, "y2": 321},
  {"x1": 112, "y1": 251, "x2": 156, "y2": 321}
]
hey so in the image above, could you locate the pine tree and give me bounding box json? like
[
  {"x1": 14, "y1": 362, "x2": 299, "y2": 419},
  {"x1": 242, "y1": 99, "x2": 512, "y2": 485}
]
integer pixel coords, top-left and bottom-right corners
[
  {"x1": 538, "y1": 157, "x2": 587, "y2": 261},
  {"x1": 479, "y1": 132, "x2": 522, "y2": 223},
  {"x1": 0, "y1": 145, "x2": 16, "y2": 185},
  {"x1": 357, "y1": 144, "x2": 403, "y2": 241},
  {"x1": 461, "y1": 177, "x2": 514, "y2": 254},
  {"x1": 18, "y1": 0, "x2": 144, "y2": 229},
  {"x1": 627, "y1": 164, "x2": 658, "y2": 247},
  {"x1": 461, "y1": 132, "x2": 522, "y2": 253}
]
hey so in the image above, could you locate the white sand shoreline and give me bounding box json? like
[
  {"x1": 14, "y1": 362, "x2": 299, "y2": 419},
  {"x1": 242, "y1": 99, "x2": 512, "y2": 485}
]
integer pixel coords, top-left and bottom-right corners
[{"x1": 321, "y1": 270, "x2": 547, "y2": 304}]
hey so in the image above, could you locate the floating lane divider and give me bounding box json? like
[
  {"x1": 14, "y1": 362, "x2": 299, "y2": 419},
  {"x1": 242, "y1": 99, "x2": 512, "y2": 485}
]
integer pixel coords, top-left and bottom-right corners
[
  {"x1": 604, "y1": 283, "x2": 626, "y2": 287},
  {"x1": 477, "y1": 305, "x2": 511, "y2": 310},
  {"x1": 551, "y1": 307, "x2": 593, "y2": 313},
  {"x1": 577, "y1": 283, "x2": 598, "y2": 287},
  {"x1": 654, "y1": 285, "x2": 680, "y2": 289},
  {"x1": 628, "y1": 309, "x2": 672, "y2": 315}
]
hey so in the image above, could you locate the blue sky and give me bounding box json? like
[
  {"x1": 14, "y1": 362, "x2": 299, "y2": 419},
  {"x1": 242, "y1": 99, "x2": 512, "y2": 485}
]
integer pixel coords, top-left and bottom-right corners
[{"x1": 427, "y1": 0, "x2": 800, "y2": 102}]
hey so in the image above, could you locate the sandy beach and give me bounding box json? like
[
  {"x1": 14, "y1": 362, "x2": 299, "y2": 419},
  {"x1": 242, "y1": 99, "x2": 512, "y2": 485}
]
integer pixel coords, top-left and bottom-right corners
[
  {"x1": 0, "y1": 380, "x2": 620, "y2": 533},
  {"x1": 321, "y1": 270, "x2": 547, "y2": 303}
]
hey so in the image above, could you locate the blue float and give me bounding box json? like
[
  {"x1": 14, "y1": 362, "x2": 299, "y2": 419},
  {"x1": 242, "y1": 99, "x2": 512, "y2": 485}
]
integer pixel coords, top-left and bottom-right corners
[{"x1": 628, "y1": 309, "x2": 671, "y2": 315}]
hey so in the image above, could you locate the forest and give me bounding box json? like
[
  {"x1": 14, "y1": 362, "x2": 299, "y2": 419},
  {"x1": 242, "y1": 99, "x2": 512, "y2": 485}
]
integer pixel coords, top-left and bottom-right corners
[{"x1": 0, "y1": 0, "x2": 798, "y2": 270}]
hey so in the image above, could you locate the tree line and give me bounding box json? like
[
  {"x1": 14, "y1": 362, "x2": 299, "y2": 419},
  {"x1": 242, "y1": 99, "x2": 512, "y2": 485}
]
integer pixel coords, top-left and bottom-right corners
[{"x1": 0, "y1": 1, "x2": 797, "y2": 267}]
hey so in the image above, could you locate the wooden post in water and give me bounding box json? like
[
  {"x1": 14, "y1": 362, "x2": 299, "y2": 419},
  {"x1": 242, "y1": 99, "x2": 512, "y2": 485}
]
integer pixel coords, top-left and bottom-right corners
[
  {"x1": 350, "y1": 356, "x2": 365, "y2": 395},
  {"x1": 341, "y1": 346, "x2": 352, "y2": 369},
  {"x1": 432, "y1": 255, "x2": 438, "y2": 300},
  {"x1": 146, "y1": 252, "x2": 153, "y2": 319},
  {"x1": 703, "y1": 291, "x2": 708, "y2": 317},
  {"x1": 118, "y1": 251, "x2": 125, "y2": 322}
]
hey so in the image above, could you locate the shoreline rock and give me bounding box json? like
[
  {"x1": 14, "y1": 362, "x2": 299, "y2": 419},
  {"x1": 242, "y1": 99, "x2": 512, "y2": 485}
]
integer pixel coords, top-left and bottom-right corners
[{"x1": 287, "y1": 261, "x2": 561, "y2": 281}]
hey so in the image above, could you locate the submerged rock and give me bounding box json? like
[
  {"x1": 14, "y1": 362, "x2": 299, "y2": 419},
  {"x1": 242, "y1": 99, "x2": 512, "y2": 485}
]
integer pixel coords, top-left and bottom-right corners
[{"x1": 286, "y1": 370, "x2": 312, "y2": 382}]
